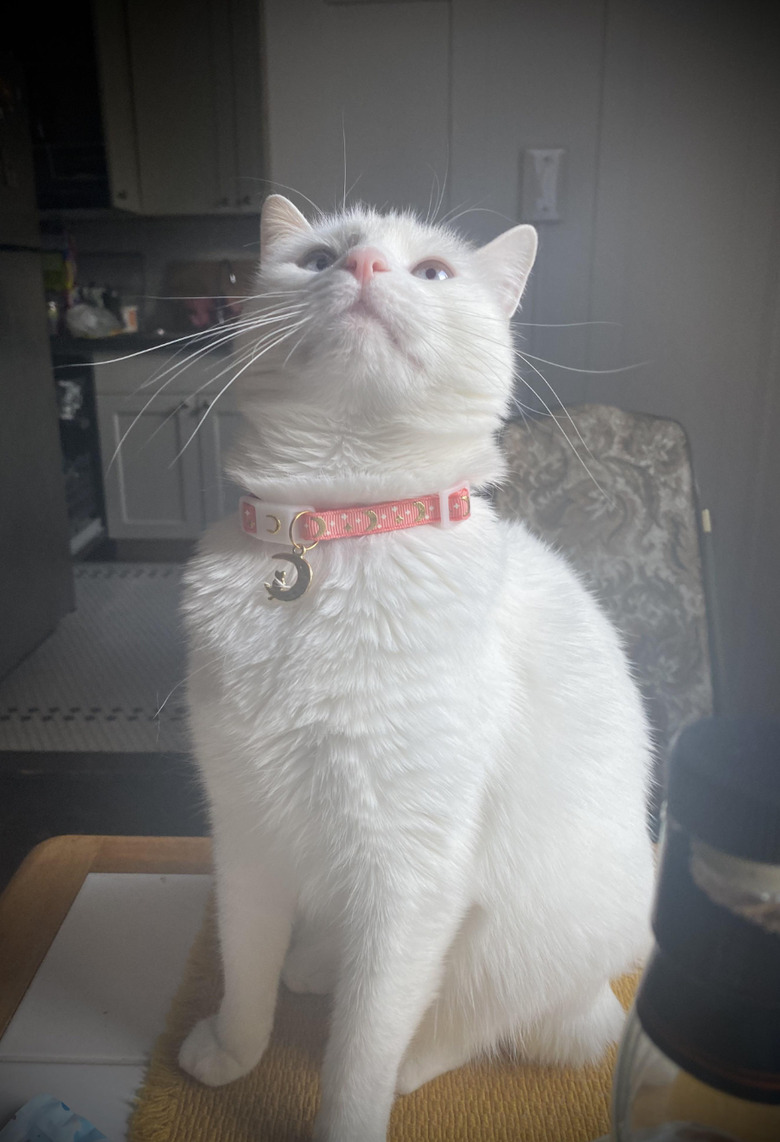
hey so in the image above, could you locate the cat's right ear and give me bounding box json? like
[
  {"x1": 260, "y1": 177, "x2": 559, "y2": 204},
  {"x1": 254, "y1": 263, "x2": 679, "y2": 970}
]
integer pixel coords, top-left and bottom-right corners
[
  {"x1": 260, "y1": 195, "x2": 313, "y2": 263},
  {"x1": 473, "y1": 224, "x2": 538, "y2": 318}
]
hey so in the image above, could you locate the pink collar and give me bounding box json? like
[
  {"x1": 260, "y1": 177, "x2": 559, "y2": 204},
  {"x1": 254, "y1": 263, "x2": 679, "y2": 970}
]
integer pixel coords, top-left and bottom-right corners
[
  {"x1": 240, "y1": 484, "x2": 471, "y2": 602},
  {"x1": 240, "y1": 484, "x2": 471, "y2": 548}
]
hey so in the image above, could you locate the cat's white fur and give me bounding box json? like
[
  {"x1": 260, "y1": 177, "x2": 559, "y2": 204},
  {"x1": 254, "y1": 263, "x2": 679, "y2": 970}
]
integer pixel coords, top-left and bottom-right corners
[{"x1": 178, "y1": 195, "x2": 655, "y2": 1142}]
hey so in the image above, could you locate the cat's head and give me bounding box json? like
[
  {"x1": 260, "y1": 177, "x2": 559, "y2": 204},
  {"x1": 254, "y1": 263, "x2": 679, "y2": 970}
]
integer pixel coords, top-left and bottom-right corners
[
  {"x1": 230, "y1": 195, "x2": 536, "y2": 492},
  {"x1": 239, "y1": 195, "x2": 535, "y2": 414}
]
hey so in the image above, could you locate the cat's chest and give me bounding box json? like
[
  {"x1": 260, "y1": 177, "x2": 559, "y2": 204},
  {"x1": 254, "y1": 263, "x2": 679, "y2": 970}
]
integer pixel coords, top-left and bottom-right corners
[
  {"x1": 184, "y1": 515, "x2": 515, "y2": 852},
  {"x1": 186, "y1": 513, "x2": 506, "y2": 735}
]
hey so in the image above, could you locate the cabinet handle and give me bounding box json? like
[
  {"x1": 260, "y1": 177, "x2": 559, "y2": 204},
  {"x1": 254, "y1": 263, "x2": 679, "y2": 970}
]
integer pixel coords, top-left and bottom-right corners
[
  {"x1": 238, "y1": 195, "x2": 251, "y2": 206},
  {"x1": 216, "y1": 197, "x2": 229, "y2": 207},
  {"x1": 116, "y1": 190, "x2": 128, "y2": 201}
]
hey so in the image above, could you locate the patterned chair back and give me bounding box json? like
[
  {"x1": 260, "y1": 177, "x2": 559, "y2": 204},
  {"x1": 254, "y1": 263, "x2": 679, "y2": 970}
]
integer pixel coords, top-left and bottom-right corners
[{"x1": 494, "y1": 405, "x2": 715, "y2": 822}]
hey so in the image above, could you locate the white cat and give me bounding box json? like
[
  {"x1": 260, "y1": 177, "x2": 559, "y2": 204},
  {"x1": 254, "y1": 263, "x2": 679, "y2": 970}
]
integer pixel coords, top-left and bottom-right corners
[{"x1": 178, "y1": 194, "x2": 655, "y2": 1142}]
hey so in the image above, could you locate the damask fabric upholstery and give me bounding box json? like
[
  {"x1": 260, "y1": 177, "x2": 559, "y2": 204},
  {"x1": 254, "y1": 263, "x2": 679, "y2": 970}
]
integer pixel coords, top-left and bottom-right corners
[{"x1": 494, "y1": 405, "x2": 714, "y2": 808}]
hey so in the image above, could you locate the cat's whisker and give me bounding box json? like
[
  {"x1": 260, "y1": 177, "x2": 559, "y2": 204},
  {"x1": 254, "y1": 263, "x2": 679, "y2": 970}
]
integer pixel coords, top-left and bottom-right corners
[
  {"x1": 436, "y1": 200, "x2": 488, "y2": 227},
  {"x1": 519, "y1": 350, "x2": 648, "y2": 375},
  {"x1": 129, "y1": 308, "x2": 306, "y2": 418},
  {"x1": 136, "y1": 313, "x2": 294, "y2": 393},
  {"x1": 154, "y1": 652, "x2": 229, "y2": 719},
  {"x1": 343, "y1": 172, "x2": 364, "y2": 205},
  {"x1": 515, "y1": 350, "x2": 606, "y2": 477},
  {"x1": 514, "y1": 320, "x2": 621, "y2": 329},
  {"x1": 60, "y1": 319, "x2": 252, "y2": 372},
  {"x1": 508, "y1": 397, "x2": 532, "y2": 430},
  {"x1": 169, "y1": 319, "x2": 310, "y2": 466},
  {"x1": 341, "y1": 110, "x2": 348, "y2": 211},
  {"x1": 421, "y1": 297, "x2": 620, "y2": 336},
  {"x1": 139, "y1": 290, "x2": 305, "y2": 303},
  {"x1": 109, "y1": 314, "x2": 306, "y2": 470},
  {"x1": 180, "y1": 315, "x2": 309, "y2": 401},
  {"x1": 169, "y1": 318, "x2": 310, "y2": 464},
  {"x1": 241, "y1": 177, "x2": 324, "y2": 219},
  {"x1": 430, "y1": 147, "x2": 450, "y2": 223},
  {"x1": 68, "y1": 305, "x2": 302, "y2": 397},
  {"x1": 444, "y1": 205, "x2": 518, "y2": 227},
  {"x1": 414, "y1": 308, "x2": 613, "y2": 506},
  {"x1": 129, "y1": 328, "x2": 261, "y2": 415},
  {"x1": 140, "y1": 337, "x2": 280, "y2": 450},
  {"x1": 425, "y1": 170, "x2": 438, "y2": 227},
  {"x1": 515, "y1": 370, "x2": 615, "y2": 508},
  {"x1": 283, "y1": 325, "x2": 312, "y2": 366},
  {"x1": 508, "y1": 395, "x2": 561, "y2": 419}
]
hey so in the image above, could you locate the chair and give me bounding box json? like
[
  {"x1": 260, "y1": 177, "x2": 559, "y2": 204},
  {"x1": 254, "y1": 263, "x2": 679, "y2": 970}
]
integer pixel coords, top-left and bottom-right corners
[{"x1": 493, "y1": 404, "x2": 716, "y2": 822}]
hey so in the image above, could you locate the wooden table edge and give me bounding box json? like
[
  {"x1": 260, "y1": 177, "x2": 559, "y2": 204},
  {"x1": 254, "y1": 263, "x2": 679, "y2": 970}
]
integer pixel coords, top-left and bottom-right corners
[{"x1": 0, "y1": 835, "x2": 212, "y2": 1040}]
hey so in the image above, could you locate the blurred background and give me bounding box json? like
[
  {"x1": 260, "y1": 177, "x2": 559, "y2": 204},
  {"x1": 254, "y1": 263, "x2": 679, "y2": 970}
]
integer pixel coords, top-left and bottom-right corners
[{"x1": 1, "y1": 0, "x2": 779, "y2": 875}]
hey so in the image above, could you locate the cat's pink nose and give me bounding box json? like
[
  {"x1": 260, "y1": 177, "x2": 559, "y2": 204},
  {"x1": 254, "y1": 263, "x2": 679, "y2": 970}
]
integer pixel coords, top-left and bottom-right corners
[{"x1": 343, "y1": 247, "x2": 390, "y2": 286}]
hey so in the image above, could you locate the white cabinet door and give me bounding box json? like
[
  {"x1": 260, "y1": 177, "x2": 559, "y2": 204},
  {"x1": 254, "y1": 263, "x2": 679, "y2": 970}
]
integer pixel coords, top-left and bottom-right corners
[
  {"x1": 229, "y1": 0, "x2": 265, "y2": 214},
  {"x1": 198, "y1": 399, "x2": 244, "y2": 524},
  {"x1": 92, "y1": 0, "x2": 143, "y2": 212},
  {"x1": 124, "y1": 0, "x2": 235, "y2": 215},
  {"x1": 97, "y1": 395, "x2": 203, "y2": 538},
  {"x1": 93, "y1": 0, "x2": 263, "y2": 215}
]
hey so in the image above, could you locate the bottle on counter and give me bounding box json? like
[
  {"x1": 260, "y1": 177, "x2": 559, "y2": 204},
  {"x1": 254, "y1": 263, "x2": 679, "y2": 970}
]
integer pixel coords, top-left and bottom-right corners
[{"x1": 611, "y1": 716, "x2": 780, "y2": 1142}]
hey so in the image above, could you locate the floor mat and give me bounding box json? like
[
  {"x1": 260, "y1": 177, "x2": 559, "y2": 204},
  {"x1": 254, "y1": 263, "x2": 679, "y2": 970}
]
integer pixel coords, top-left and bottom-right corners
[{"x1": 0, "y1": 564, "x2": 188, "y2": 753}]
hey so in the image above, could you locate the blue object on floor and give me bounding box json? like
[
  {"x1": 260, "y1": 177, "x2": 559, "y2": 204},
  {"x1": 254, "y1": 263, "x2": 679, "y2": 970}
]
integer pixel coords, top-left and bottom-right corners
[{"x1": 0, "y1": 1095, "x2": 109, "y2": 1142}]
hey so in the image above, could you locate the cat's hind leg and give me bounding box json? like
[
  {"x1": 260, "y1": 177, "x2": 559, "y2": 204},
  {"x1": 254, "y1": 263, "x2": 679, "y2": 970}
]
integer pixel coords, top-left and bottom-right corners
[
  {"x1": 282, "y1": 917, "x2": 339, "y2": 995},
  {"x1": 396, "y1": 1004, "x2": 477, "y2": 1094},
  {"x1": 517, "y1": 983, "x2": 626, "y2": 1067}
]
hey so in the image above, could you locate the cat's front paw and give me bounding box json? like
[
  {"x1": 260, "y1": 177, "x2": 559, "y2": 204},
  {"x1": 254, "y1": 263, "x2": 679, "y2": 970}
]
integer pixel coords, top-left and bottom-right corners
[{"x1": 178, "y1": 1015, "x2": 265, "y2": 1086}]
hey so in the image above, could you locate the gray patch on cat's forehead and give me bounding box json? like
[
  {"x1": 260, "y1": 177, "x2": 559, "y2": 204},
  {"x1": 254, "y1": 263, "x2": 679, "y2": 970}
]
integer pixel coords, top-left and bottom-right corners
[
  {"x1": 316, "y1": 219, "x2": 367, "y2": 247},
  {"x1": 317, "y1": 210, "x2": 469, "y2": 256}
]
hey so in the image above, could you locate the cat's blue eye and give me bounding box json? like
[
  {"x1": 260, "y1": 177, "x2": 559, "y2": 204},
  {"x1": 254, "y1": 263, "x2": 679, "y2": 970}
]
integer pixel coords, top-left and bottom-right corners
[
  {"x1": 300, "y1": 249, "x2": 336, "y2": 272},
  {"x1": 411, "y1": 260, "x2": 454, "y2": 281}
]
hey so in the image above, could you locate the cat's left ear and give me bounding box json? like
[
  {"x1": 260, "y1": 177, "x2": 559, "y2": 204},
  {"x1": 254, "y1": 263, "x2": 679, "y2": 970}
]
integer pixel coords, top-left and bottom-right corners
[
  {"x1": 473, "y1": 224, "x2": 538, "y2": 317},
  {"x1": 260, "y1": 194, "x2": 313, "y2": 263}
]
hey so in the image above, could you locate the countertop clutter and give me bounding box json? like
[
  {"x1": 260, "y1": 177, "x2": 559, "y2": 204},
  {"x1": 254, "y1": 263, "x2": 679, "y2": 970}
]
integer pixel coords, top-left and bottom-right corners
[
  {"x1": 45, "y1": 254, "x2": 256, "y2": 550},
  {"x1": 50, "y1": 332, "x2": 235, "y2": 360}
]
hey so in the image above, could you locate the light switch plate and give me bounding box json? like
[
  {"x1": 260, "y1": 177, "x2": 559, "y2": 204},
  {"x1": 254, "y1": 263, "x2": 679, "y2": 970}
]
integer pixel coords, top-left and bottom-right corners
[{"x1": 522, "y1": 148, "x2": 565, "y2": 222}]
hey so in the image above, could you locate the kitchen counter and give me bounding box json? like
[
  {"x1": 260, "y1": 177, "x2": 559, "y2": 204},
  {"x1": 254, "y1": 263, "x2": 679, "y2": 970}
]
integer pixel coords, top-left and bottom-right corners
[{"x1": 49, "y1": 331, "x2": 234, "y2": 362}]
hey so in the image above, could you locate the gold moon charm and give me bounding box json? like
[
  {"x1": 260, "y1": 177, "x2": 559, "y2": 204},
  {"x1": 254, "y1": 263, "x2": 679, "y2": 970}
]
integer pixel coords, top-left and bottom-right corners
[
  {"x1": 265, "y1": 514, "x2": 281, "y2": 534},
  {"x1": 414, "y1": 500, "x2": 426, "y2": 521},
  {"x1": 310, "y1": 515, "x2": 327, "y2": 539},
  {"x1": 265, "y1": 552, "x2": 313, "y2": 602},
  {"x1": 365, "y1": 509, "x2": 379, "y2": 532}
]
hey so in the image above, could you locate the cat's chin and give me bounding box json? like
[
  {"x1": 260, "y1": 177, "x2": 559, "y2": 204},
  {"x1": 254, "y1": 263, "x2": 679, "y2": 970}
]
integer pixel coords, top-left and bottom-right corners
[
  {"x1": 338, "y1": 302, "x2": 424, "y2": 373},
  {"x1": 344, "y1": 297, "x2": 392, "y2": 335}
]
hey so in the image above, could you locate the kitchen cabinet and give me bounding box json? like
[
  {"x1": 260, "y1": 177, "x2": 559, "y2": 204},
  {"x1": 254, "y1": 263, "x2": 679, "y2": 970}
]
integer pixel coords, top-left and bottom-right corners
[
  {"x1": 94, "y1": 346, "x2": 244, "y2": 538},
  {"x1": 92, "y1": 0, "x2": 264, "y2": 215}
]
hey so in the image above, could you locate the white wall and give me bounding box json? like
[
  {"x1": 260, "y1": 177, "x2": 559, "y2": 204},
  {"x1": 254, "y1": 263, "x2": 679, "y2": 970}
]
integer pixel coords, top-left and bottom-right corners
[
  {"x1": 263, "y1": 0, "x2": 450, "y2": 217},
  {"x1": 586, "y1": 0, "x2": 780, "y2": 716},
  {"x1": 263, "y1": 0, "x2": 780, "y2": 717}
]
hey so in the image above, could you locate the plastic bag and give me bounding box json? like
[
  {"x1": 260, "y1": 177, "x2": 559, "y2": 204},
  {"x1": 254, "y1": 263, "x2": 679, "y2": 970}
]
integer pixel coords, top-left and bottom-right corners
[{"x1": 0, "y1": 1094, "x2": 109, "y2": 1142}]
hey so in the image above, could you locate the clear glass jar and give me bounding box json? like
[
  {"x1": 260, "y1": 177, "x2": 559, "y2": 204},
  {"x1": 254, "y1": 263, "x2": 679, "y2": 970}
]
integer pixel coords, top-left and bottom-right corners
[
  {"x1": 613, "y1": 1006, "x2": 780, "y2": 1141},
  {"x1": 609, "y1": 717, "x2": 780, "y2": 1142}
]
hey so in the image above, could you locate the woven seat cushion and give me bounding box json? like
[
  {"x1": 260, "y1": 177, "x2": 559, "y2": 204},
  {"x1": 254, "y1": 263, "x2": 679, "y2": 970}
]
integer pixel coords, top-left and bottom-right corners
[{"x1": 129, "y1": 902, "x2": 636, "y2": 1142}]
